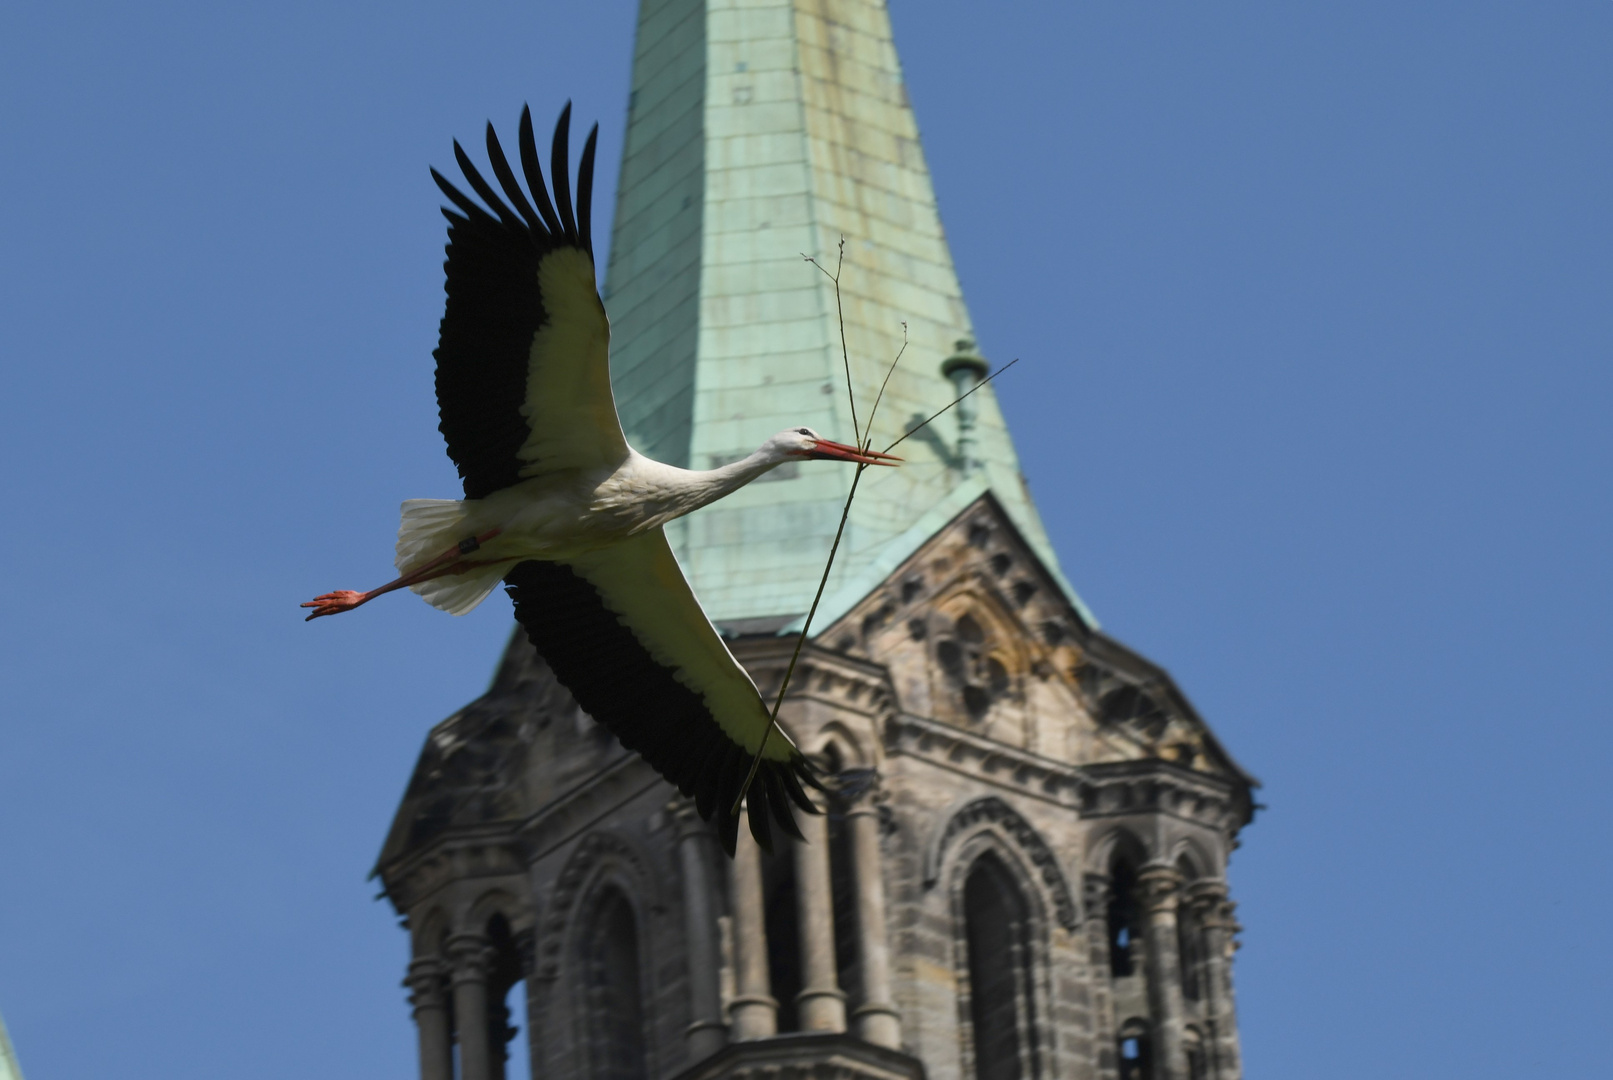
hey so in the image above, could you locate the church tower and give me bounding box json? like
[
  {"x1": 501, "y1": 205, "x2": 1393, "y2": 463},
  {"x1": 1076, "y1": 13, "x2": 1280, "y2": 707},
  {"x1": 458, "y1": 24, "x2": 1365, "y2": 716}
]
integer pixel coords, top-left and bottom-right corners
[{"x1": 374, "y1": 3, "x2": 1256, "y2": 1080}]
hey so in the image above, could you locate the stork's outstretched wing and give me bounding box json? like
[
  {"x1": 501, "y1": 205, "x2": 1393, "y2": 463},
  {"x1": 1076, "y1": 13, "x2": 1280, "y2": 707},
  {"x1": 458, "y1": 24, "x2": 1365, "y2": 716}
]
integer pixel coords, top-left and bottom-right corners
[
  {"x1": 432, "y1": 103, "x2": 627, "y2": 499},
  {"x1": 503, "y1": 531, "x2": 821, "y2": 854}
]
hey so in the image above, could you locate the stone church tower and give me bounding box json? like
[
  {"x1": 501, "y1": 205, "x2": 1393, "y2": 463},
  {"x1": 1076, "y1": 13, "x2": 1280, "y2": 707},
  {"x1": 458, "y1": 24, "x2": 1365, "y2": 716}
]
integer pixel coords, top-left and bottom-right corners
[{"x1": 374, "y1": 2, "x2": 1257, "y2": 1079}]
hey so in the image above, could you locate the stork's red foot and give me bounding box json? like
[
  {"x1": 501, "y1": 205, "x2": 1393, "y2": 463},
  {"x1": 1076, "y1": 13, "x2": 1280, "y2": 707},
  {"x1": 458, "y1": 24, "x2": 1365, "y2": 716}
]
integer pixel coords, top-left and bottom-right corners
[{"x1": 302, "y1": 590, "x2": 370, "y2": 621}]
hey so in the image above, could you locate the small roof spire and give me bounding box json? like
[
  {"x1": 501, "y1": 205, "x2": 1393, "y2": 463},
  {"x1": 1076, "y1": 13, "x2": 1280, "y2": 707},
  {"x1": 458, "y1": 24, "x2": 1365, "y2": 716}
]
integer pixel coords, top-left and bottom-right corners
[{"x1": 941, "y1": 339, "x2": 991, "y2": 477}]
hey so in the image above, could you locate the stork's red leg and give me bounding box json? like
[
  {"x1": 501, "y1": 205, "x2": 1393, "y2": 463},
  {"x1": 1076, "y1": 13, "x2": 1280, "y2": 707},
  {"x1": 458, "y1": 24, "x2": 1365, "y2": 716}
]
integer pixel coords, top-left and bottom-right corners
[{"x1": 302, "y1": 528, "x2": 502, "y2": 621}]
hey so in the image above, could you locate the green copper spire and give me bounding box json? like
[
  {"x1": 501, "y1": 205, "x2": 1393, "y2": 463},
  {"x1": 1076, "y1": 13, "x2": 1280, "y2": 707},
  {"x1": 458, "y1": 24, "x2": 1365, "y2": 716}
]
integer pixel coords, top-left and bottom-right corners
[
  {"x1": 604, "y1": 0, "x2": 1092, "y2": 627},
  {"x1": 0, "y1": 1008, "x2": 23, "y2": 1080}
]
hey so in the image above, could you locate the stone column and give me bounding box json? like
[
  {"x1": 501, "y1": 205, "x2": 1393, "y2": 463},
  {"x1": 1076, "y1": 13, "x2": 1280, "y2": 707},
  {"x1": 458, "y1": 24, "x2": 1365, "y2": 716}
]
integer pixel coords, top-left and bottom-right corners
[
  {"x1": 447, "y1": 933, "x2": 494, "y2": 1080},
  {"x1": 845, "y1": 781, "x2": 900, "y2": 1048},
  {"x1": 1187, "y1": 881, "x2": 1243, "y2": 1080},
  {"x1": 793, "y1": 802, "x2": 847, "y2": 1032},
  {"x1": 1138, "y1": 865, "x2": 1189, "y2": 1080},
  {"x1": 672, "y1": 800, "x2": 729, "y2": 1060},
  {"x1": 728, "y1": 814, "x2": 778, "y2": 1038},
  {"x1": 405, "y1": 957, "x2": 454, "y2": 1080},
  {"x1": 1083, "y1": 873, "x2": 1121, "y2": 1080}
]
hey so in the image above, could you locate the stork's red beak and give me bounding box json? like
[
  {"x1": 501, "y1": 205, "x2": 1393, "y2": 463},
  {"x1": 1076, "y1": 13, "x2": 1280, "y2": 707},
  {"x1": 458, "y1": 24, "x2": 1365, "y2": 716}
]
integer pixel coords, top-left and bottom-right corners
[{"x1": 805, "y1": 439, "x2": 903, "y2": 466}]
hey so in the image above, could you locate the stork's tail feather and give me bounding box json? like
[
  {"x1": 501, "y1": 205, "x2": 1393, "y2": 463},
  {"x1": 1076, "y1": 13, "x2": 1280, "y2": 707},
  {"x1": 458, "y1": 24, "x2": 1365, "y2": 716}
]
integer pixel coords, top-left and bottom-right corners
[
  {"x1": 395, "y1": 499, "x2": 467, "y2": 570},
  {"x1": 411, "y1": 565, "x2": 511, "y2": 616},
  {"x1": 395, "y1": 499, "x2": 512, "y2": 616}
]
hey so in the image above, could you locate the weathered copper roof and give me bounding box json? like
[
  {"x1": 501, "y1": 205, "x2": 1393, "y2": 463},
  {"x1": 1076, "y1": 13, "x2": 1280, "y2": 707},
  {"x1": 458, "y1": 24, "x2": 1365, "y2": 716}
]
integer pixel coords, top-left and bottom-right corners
[
  {"x1": 601, "y1": 0, "x2": 1092, "y2": 628},
  {"x1": 0, "y1": 1009, "x2": 24, "y2": 1080}
]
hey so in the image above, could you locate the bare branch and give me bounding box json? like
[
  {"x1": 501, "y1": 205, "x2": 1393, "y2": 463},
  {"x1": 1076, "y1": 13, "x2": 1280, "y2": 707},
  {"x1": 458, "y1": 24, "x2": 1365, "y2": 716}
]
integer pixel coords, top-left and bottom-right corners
[
  {"x1": 738, "y1": 257, "x2": 989, "y2": 820},
  {"x1": 883, "y1": 357, "x2": 1020, "y2": 456},
  {"x1": 802, "y1": 238, "x2": 857, "y2": 445},
  {"x1": 863, "y1": 321, "x2": 907, "y2": 451},
  {"x1": 732, "y1": 457, "x2": 867, "y2": 816},
  {"x1": 737, "y1": 243, "x2": 879, "y2": 815}
]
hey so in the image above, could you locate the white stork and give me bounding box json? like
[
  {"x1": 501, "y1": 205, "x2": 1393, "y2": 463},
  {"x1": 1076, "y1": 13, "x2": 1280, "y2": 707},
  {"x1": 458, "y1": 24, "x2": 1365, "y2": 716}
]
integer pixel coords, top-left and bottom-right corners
[{"x1": 303, "y1": 104, "x2": 898, "y2": 854}]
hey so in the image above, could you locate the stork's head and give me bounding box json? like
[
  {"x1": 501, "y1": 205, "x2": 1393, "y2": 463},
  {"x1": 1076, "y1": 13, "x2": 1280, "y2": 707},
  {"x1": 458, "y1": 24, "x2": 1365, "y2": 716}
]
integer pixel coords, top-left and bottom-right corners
[{"x1": 766, "y1": 427, "x2": 902, "y2": 467}]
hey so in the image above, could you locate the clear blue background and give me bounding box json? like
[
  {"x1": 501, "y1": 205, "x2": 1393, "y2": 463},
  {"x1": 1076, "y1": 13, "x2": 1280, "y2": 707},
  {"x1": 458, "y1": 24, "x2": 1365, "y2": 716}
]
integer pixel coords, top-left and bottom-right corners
[{"x1": 1, "y1": 2, "x2": 1608, "y2": 1077}]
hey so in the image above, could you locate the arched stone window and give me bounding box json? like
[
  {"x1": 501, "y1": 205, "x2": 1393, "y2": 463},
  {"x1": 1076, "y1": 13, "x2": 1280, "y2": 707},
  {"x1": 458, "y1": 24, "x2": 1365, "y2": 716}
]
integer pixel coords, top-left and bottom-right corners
[
  {"x1": 963, "y1": 853, "x2": 1039, "y2": 1080},
  {"x1": 484, "y1": 914, "x2": 528, "y2": 1080},
  {"x1": 760, "y1": 841, "x2": 803, "y2": 1032},
  {"x1": 1118, "y1": 1022, "x2": 1154, "y2": 1080},
  {"x1": 579, "y1": 889, "x2": 647, "y2": 1080},
  {"x1": 824, "y1": 749, "x2": 866, "y2": 1014},
  {"x1": 1107, "y1": 857, "x2": 1142, "y2": 978},
  {"x1": 1175, "y1": 858, "x2": 1204, "y2": 1003},
  {"x1": 1183, "y1": 1027, "x2": 1208, "y2": 1080},
  {"x1": 936, "y1": 611, "x2": 1012, "y2": 720}
]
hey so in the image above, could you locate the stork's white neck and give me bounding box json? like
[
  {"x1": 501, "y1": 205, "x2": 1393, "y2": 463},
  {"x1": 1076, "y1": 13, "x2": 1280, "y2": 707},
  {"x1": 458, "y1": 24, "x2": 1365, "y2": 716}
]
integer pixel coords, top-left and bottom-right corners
[
  {"x1": 671, "y1": 445, "x2": 788, "y2": 508},
  {"x1": 600, "y1": 444, "x2": 792, "y2": 530}
]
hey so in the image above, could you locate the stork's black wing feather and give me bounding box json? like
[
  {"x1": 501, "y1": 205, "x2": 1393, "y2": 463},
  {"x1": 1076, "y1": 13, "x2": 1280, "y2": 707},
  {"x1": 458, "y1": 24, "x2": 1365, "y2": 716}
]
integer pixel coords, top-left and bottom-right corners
[
  {"x1": 432, "y1": 103, "x2": 610, "y2": 499},
  {"x1": 503, "y1": 552, "x2": 822, "y2": 857},
  {"x1": 518, "y1": 105, "x2": 564, "y2": 236}
]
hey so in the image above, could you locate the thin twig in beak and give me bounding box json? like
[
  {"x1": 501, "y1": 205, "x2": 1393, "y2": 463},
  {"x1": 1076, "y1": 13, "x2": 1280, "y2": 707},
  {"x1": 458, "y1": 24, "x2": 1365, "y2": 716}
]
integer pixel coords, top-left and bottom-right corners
[{"x1": 884, "y1": 357, "x2": 1021, "y2": 456}]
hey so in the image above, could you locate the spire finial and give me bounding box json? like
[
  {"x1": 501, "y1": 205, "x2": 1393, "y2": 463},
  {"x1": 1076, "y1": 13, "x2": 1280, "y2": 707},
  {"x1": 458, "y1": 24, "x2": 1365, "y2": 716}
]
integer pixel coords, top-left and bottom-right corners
[{"x1": 940, "y1": 339, "x2": 990, "y2": 476}]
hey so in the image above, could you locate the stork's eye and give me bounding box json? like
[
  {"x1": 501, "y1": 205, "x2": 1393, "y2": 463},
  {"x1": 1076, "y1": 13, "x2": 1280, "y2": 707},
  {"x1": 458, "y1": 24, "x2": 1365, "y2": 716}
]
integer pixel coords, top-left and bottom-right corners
[{"x1": 795, "y1": 427, "x2": 813, "y2": 436}]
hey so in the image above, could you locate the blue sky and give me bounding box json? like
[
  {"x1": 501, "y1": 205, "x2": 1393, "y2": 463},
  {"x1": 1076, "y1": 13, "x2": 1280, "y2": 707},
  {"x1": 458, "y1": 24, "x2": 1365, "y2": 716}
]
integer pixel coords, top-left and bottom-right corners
[{"x1": 1, "y1": 2, "x2": 1608, "y2": 1077}]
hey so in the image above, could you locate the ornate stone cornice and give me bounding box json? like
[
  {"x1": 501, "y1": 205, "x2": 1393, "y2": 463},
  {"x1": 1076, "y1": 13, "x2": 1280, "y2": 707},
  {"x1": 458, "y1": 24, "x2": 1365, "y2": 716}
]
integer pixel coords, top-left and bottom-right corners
[
  {"x1": 732, "y1": 638, "x2": 900, "y2": 724},
  {"x1": 1136, "y1": 865, "x2": 1184, "y2": 915},
  {"x1": 830, "y1": 768, "x2": 884, "y2": 814},
  {"x1": 445, "y1": 933, "x2": 492, "y2": 984},
  {"x1": 381, "y1": 752, "x2": 665, "y2": 911},
  {"x1": 1185, "y1": 880, "x2": 1241, "y2": 934},
  {"x1": 887, "y1": 712, "x2": 1084, "y2": 806},
  {"x1": 404, "y1": 957, "x2": 449, "y2": 1010},
  {"x1": 380, "y1": 825, "x2": 527, "y2": 912},
  {"x1": 923, "y1": 795, "x2": 1078, "y2": 932},
  {"x1": 1078, "y1": 759, "x2": 1242, "y2": 833},
  {"x1": 668, "y1": 1031, "x2": 924, "y2": 1080}
]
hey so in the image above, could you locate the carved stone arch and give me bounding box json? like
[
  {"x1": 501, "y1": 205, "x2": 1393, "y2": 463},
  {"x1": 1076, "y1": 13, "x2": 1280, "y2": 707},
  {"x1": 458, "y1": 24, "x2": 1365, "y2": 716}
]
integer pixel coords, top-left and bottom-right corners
[
  {"x1": 927, "y1": 584, "x2": 1033, "y2": 727},
  {"x1": 1086, "y1": 825, "x2": 1150, "y2": 876},
  {"x1": 945, "y1": 828, "x2": 1054, "y2": 939},
  {"x1": 551, "y1": 835, "x2": 660, "y2": 1080},
  {"x1": 946, "y1": 827, "x2": 1060, "y2": 1080},
  {"x1": 1169, "y1": 836, "x2": 1215, "y2": 881},
  {"x1": 411, "y1": 906, "x2": 451, "y2": 957},
  {"x1": 535, "y1": 829, "x2": 662, "y2": 982},
  {"x1": 933, "y1": 584, "x2": 1030, "y2": 668},
  {"x1": 925, "y1": 796, "x2": 1077, "y2": 932},
  {"x1": 812, "y1": 720, "x2": 872, "y2": 770},
  {"x1": 934, "y1": 581, "x2": 1017, "y2": 628},
  {"x1": 1182, "y1": 1024, "x2": 1209, "y2": 1080},
  {"x1": 468, "y1": 887, "x2": 532, "y2": 937}
]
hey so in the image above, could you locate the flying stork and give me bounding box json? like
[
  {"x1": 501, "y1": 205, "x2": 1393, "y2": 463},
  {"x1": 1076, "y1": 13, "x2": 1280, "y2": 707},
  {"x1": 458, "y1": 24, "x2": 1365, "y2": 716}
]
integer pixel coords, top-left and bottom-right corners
[{"x1": 302, "y1": 104, "x2": 898, "y2": 854}]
